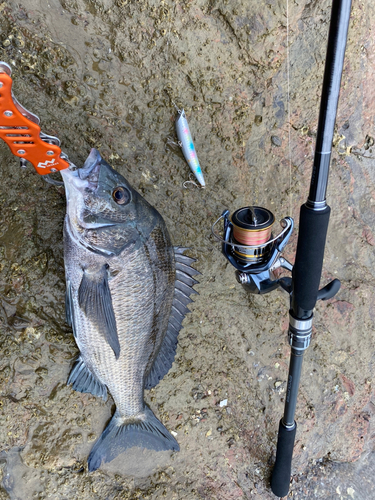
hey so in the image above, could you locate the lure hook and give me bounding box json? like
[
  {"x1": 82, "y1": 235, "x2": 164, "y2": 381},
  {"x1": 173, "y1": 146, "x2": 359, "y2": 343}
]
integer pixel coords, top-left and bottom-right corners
[{"x1": 183, "y1": 173, "x2": 206, "y2": 189}]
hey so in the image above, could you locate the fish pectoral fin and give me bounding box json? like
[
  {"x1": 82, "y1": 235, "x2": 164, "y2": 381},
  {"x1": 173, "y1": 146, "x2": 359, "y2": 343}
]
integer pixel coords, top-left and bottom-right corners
[
  {"x1": 78, "y1": 266, "x2": 121, "y2": 358},
  {"x1": 87, "y1": 406, "x2": 179, "y2": 472},
  {"x1": 68, "y1": 355, "x2": 107, "y2": 401},
  {"x1": 65, "y1": 279, "x2": 73, "y2": 327}
]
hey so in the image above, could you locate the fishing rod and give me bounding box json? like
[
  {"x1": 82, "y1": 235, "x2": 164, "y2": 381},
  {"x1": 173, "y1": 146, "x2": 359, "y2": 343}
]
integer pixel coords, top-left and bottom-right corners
[{"x1": 212, "y1": 0, "x2": 351, "y2": 496}]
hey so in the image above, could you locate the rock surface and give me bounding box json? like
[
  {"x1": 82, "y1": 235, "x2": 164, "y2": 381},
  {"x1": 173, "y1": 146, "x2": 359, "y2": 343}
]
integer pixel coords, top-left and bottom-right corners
[{"x1": 0, "y1": 0, "x2": 374, "y2": 498}]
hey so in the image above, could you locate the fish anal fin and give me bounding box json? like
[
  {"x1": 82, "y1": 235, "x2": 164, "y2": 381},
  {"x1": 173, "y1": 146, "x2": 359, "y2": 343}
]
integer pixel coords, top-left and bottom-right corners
[
  {"x1": 145, "y1": 324, "x2": 178, "y2": 389},
  {"x1": 78, "y1": 266, "x2": 121, "y2": 358},
  {"x1": 68, "y1": 355, "x2": 107, "y2": 401}
]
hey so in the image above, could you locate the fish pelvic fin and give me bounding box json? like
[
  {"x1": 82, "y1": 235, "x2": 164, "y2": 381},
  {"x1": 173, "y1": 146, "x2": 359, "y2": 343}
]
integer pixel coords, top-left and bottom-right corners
[
  {"x1": 144, "y1": 248, "x2": 200, "y2": 390},
  {"x1": 78, "y1": 265, "x2": 121, "y2": 358},
  {"x1": 67, "y1": 355, "x2": 107, "y2": 401},
  {"x1": 88, "y1": 406, "x2": 179, "y2": 472}
]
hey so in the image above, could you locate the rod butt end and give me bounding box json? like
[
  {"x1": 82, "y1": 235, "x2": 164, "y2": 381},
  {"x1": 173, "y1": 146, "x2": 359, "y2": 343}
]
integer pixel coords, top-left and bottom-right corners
[{"x1": 270, "y1": 420, "x2": 297, "y2": 497}]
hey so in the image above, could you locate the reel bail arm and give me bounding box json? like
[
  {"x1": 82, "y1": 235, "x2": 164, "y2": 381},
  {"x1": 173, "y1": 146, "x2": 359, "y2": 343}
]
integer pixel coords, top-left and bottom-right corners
[{"x1": 0, "y1": 61, "x2": 75, "y2": 174}]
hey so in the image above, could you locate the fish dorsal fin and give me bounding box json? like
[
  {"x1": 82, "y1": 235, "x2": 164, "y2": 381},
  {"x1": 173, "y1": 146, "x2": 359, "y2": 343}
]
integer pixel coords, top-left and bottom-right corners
[
  {"x1": 145, "y1": 248, "x2": 200, "y2": 390},
  {"x1": 78, "y1": 265, "x2": 121, "y2": 359}
]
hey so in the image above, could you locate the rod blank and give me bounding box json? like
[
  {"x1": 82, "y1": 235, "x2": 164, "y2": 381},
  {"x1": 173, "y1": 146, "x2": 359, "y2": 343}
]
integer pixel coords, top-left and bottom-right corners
[{"x1": 308, "y1": 0, "x2": 352, "y2": 204}]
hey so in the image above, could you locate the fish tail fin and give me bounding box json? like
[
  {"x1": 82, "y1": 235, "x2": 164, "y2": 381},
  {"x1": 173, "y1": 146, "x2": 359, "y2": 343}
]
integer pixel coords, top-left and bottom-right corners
[{"x1": 88, "y1": 406, "x2": 179, "y2": 471}]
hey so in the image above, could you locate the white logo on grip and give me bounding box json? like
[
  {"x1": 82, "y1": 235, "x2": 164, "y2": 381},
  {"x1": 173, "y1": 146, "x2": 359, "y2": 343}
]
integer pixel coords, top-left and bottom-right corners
[{"x1": 37, "y1": 158, "x2": 58, "y2": 169}]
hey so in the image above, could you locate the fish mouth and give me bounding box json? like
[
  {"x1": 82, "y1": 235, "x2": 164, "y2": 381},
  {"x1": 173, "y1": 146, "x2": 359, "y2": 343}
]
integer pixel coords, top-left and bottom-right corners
[
  {"x1": 77, "y1": 148, "x2": 102, "y2": 191},
  {"x1": 62, "y1": 149, "x2": 117, "y2": 232},
  {"x1": 61, "y1": 148, "x2": 102, "y2": 192}
]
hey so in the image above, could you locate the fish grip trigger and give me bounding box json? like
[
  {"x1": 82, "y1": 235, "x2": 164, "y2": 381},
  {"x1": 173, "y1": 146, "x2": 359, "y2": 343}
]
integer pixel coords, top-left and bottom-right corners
[{"x1": 0, "y1": 61, "x2": 71, "y2": 174}]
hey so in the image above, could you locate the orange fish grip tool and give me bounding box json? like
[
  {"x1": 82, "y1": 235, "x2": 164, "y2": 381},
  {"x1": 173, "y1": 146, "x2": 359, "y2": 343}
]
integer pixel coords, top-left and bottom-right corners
[{"x1": 0, "y1": 61, "x2": 73, "y2": 175}]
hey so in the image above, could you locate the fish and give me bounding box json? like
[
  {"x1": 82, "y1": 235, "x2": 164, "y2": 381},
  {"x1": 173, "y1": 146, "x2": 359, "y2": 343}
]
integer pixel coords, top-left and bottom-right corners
[
  {"x1": 175, "y1": 108, "x2": 206, "y2": 187},
  {"x1": 61, "y1": 148, "x2": 199, "y2": 471}
]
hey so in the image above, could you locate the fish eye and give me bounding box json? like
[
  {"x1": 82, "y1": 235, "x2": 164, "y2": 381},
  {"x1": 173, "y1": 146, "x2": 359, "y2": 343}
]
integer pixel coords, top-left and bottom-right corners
[{"x1": 112, "y1": 186, "x2": 130, "y2": 205}]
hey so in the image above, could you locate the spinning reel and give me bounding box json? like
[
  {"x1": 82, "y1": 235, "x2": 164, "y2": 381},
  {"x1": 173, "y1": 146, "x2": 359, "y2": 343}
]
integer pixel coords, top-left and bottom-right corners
[
  {"x1": 212, "y1": 205, "x2": 340, "y2": 302},
  {"x1": 212, "y1": 206, "x2": 294, "y2": 295}
]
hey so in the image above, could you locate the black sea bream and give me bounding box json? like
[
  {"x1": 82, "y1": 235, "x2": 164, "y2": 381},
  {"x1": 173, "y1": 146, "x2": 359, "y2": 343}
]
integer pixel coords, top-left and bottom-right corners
[{"x1": 61, "y1": 149, "x2": 198, "y2": 471}]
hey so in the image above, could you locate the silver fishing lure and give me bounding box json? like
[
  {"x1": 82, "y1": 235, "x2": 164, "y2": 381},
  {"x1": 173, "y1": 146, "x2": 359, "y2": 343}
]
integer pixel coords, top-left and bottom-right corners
[{"x1": 175, "y1": 108, "x2": 205, "y2": 187}]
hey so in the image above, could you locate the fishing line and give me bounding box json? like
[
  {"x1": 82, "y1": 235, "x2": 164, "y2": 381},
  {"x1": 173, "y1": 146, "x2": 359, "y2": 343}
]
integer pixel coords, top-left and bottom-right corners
[
  {"x1": 286, "y1": 0, "x2": 292, "y2": 218},
  {"x1": 162, "y1": 5, "x2": 206, "y2": 188},
  {"x1": 171, "y1": 99, "x2": 181, "y2": 114},
  {"x1": 165, "y1": 2, "x2": 175, "y2": 65}
]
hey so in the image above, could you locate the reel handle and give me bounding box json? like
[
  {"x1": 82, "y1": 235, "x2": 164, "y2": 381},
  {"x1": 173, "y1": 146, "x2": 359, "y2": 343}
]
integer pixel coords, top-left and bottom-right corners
[{"x1": 317, "y1": 278, "x2": 341, "y2": 301}]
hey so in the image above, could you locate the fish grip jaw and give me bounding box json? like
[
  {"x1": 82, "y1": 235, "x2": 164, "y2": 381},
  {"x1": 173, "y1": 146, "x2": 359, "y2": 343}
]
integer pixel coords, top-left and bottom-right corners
[{"x1": 0, "y1": 66, "x2": 70, "y2": 174}]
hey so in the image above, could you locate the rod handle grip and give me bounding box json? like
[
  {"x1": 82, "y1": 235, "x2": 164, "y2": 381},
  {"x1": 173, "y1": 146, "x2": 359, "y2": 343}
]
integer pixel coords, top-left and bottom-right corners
[
  {"x1": 292, "y1": 204, "x2": 331, "y2": 312},
  {"x1": 271, "y1": 420, "x2": 297, "y2": 498}
]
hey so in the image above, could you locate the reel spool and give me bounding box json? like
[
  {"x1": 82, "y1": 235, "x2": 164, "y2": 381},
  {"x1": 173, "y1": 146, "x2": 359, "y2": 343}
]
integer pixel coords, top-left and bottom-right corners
[{"x1": 230, "y1": 206, "x2": 275, "y2": 264}]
